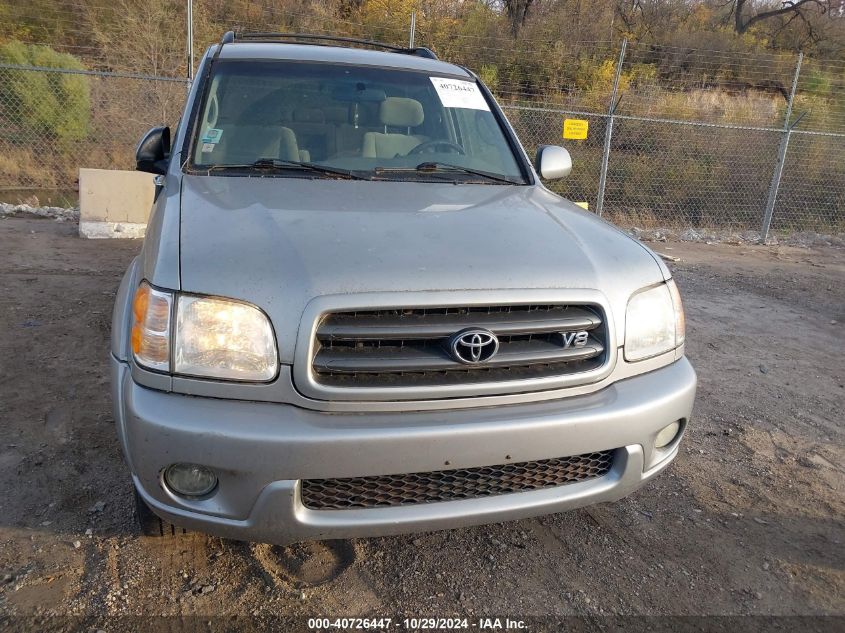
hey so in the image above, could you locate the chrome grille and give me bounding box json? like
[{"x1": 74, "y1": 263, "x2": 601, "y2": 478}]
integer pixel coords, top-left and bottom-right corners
[
  {"x1": 301, "y1": 451, "x2": 615, "y2": 510},
  {"x1": 311, "y1": 304, "x2": 607, "y2": 389}
]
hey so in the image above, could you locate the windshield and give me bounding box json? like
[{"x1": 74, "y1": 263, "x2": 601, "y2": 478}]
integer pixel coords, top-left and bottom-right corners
[{"x1": 188, "y1": 60, "x2": 528, "y2": 184}]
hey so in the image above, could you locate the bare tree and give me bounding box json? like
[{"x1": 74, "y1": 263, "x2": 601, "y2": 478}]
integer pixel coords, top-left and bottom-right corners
[
  {"x1": 614, "y1": 1, "x2": 693, "y2": 40},
  {"x1": 732, "y1": 0, "x2": 831, "y2": 34},
  {"x1": 504, "y1": 0, "x2": 535, "y2": 36}
]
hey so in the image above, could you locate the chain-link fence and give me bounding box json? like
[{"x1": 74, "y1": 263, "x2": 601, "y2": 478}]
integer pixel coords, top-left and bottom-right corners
[
  {"x1": 0, "y1": 34, "x2": 843, "y2": 239},
  {"x1": 503, "y1": 109, "x2": 842, "y2": 233},
  {"x1": 0, "y1": 63, "x2": 187, "y2": 195},
  {"x1": 497, "y1": 41, "x2": 845, "y2": 238}
]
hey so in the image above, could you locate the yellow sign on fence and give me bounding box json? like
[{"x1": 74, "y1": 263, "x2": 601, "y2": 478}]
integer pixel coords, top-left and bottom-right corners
[{"x1": 563, "y1": 118, "x2": 589, "y2": 140}]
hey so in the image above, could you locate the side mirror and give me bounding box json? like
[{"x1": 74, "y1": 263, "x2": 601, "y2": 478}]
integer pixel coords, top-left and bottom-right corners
[
  {"x1": 535, "y1": 145, "x2": 572, "y2": 180},
  {"x1": 135, "y1": 126, "x2": 171, "y2": 175}
]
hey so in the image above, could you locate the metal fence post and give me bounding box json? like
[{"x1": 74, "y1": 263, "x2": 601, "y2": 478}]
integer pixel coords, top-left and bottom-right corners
[
  {"x1": 409, "y1": 11, "x2": 416, "y2": 48},
  {"x1": 595, "y1": 38, "x2": 626, "y2": 217},
  {"x1": 760, "y1": 51, "x2": 803, "y2": 242},
  {"x1": 186, "y1": 0, "x2": 194, "y2": 90}
]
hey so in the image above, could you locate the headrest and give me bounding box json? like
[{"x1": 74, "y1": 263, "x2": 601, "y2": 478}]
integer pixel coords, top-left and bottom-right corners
[
  {"x1": 323, "y1": 106, "x2": 349, "y2": 125},
  {"x1": 357, "y1": 101, "x2": 379, "y2": 125},
  {"x1": 379, "y1": 97, "x2": 424, "y2": 128},
  {"x1": 292, "y1": 109, "x2": 325, "y2": 123}
]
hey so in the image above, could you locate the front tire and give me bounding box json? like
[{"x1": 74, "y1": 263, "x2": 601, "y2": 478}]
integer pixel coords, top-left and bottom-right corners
[{"x1": 134, "y1": 488, "x2": 188, "y2": 537}]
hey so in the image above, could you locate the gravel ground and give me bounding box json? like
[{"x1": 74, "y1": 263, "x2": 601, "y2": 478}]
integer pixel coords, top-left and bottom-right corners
[{"x1": 0, "y1": 215, "x2": 842, "y2": 630}]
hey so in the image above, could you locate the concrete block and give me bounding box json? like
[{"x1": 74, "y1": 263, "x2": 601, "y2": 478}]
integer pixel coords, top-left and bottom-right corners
[{"x1": 78, "y1": 168, "x2": 155, "y2": 238}]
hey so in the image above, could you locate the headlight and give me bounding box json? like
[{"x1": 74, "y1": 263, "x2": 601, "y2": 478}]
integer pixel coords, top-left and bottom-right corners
[
  {"x1": 175, "y1": 295, "x2": 277, "y2": 381},
  {"x1": 130, "y1": 282, "x2": 278, "y2": 382},
  {"x1": 624, "y1": 280, "x2": 685, "y2": 361}
]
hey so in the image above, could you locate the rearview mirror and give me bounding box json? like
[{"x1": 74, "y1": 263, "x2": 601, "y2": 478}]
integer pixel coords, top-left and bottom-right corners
[
  {"x1": 135, "y1": 126, "x2": 171, "y2": 175},
  {"x1": 535, "y1": 145, "x2": 572, "y2": 180},
  {"x1": 331, "y1": 85, "x2": 387, "y2": 102}
]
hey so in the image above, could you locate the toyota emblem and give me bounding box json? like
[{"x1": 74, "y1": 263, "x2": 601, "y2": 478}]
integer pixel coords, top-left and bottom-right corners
[{"x1": 449, "y1": 328, "x2": 499, "y2": 364}]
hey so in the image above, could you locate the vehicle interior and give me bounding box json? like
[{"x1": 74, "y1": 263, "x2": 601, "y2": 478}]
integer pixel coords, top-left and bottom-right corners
[{"x1": 190, "y1": 60, "x2": 524, "y2": 180}]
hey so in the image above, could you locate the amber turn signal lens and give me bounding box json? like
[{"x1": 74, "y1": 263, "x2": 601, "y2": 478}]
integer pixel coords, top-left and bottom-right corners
[
  {"x1": 131, "y1": 282, "x2": 172, "y2": 372},
  {"x1": 131, "y1": 322, "x2": 143, "y2": 354},
  {"x1": 667, "y1": 279, "x2": 685, "y2": 347},
  {"x1": 132, "y1": 283, "x2": 149, "y2": 323}
]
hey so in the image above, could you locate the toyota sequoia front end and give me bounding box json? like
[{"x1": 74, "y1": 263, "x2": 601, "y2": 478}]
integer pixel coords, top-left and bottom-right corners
[{"x1": 111, "y1": 32, "x2": 696, "y2": 545}]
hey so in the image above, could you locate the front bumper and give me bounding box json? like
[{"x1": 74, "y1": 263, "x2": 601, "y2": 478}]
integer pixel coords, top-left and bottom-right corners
[{"x1": 112, "y1": 356, "x2": 696, "y2": 545}]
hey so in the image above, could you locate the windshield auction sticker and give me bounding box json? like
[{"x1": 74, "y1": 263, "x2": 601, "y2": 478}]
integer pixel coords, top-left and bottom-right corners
[{"x1": 431, "y1": 77, "x2": 490, "y2": 111}]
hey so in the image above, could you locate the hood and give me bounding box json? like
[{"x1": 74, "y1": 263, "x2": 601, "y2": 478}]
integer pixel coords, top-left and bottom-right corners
[{"x1": 179, "y1": 176, "x2": 666, "y2": 362}]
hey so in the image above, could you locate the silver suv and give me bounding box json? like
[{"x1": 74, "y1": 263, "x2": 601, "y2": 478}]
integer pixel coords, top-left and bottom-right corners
[{"x1": 112, "y1": 32, "x2": 696, "y2": 544}]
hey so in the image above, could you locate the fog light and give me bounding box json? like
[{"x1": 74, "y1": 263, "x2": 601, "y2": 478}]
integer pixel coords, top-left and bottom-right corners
[
  {"x1": 164, "y1": 463, "x2": 217, "y2": 497},
  {"x1": 655, "y1": 421, "x2": 681, "y2": 449}
]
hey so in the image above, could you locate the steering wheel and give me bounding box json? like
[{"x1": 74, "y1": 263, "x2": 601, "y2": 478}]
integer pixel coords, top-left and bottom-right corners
[{"x1": 407, "y1": 140, "x2": 466, "y2": 156}]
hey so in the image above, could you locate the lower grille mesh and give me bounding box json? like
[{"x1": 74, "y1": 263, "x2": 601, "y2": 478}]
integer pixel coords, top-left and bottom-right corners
[{"x1": 301, "y1": 451, "x2": 614, "y2": 510}]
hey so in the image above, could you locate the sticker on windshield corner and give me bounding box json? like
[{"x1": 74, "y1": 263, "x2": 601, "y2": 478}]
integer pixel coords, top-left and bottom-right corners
[
  {"x1": 201, "y1": 128, "x2": 223, "y2": 144},
  {"x1": 430, "y1": 77, "x2": 490, "y2": 111},
  {"x1": 201, "y1": 142, "x2": 216, "y2": 153}
]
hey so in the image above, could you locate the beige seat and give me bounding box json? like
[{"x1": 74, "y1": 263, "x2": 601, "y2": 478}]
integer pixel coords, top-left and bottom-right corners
[
  {"x1": 362, "y1": 97, "x2": 426, "y2": 159},
  {"x1": 216, "y1": 125, "x2": 300, "y2": 164},
  {"x1": 322, "y1": 106, "x2": 351, "y2": 157}
]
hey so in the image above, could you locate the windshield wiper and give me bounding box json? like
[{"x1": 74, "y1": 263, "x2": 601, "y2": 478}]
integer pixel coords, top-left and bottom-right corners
[
  {"x1": 416, "y1": 162, "x2": 522, "y2": 184},
  {"x1": 205, "y1": 158, "x2": 367, "y2": 180},
  {"x1": 375, "y1": 162, "x2": 520, "y2": 184}
]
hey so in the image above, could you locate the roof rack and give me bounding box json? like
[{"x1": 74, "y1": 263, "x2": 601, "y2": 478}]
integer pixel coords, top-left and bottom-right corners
[{"x1": 219, "y1": 31, "x2": 438, "y2": 60}]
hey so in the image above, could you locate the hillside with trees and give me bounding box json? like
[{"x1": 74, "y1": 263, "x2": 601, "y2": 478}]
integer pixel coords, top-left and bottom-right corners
[
  {"x1": 1, "y1": 1, "x2": 844, "y2": 74},
  {"x1": 0, "y1": 1, "x2": 842, "y2": 231}
]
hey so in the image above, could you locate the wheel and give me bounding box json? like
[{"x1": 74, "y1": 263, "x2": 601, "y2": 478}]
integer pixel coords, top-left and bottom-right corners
[{"x1": 134, "y1": 487, "x2": 188, "y2": 537}]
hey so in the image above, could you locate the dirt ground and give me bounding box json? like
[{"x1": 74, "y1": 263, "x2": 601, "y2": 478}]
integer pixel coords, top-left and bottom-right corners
[{"x1": 0, "y1": 215, "x2": 842, "y2": 630}]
